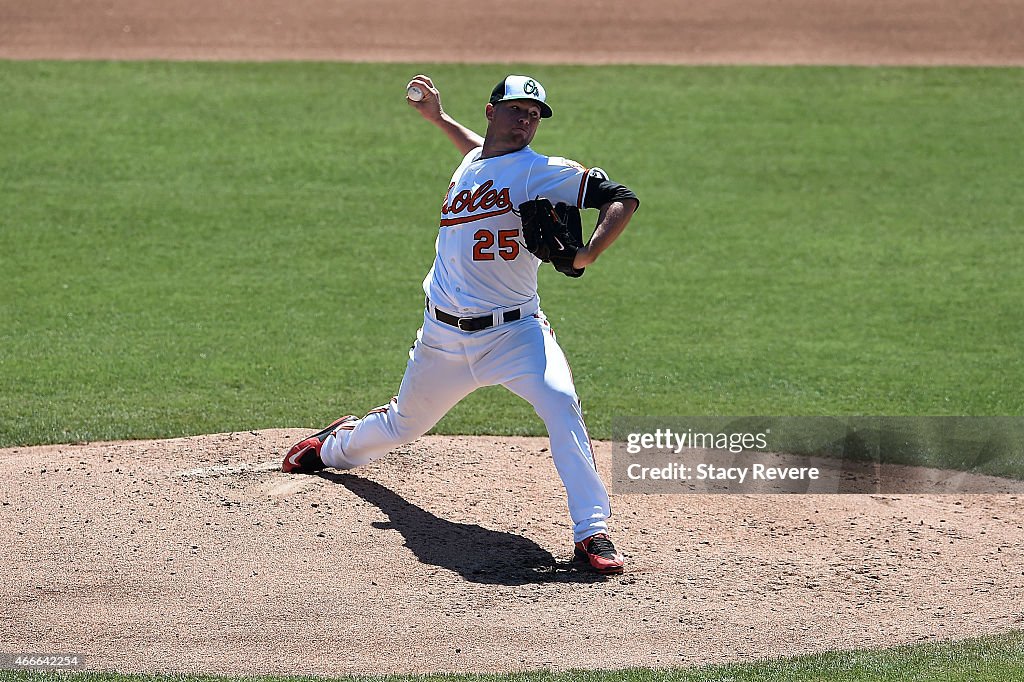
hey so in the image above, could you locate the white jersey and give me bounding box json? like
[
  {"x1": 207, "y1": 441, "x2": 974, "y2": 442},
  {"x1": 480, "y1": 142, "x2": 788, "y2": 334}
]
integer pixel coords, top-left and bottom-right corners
[{"x1": 423, "y1": 145, "x2": 591, "y2": 315}]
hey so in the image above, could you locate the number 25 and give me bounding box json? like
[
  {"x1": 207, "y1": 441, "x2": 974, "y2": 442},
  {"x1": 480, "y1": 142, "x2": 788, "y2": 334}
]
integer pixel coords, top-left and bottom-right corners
[{"x1": 473, "y1": 228, "x2": 520, "y2": 261}]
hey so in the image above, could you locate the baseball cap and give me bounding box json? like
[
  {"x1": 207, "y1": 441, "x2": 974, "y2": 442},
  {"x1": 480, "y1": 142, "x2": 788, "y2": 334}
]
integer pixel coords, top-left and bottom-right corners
[{"x1": 488, "y1": 75, "x2": 553, "y2": 118}]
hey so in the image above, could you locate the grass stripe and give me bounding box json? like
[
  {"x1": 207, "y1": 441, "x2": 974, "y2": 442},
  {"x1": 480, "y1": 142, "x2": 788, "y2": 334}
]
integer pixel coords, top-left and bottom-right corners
[{"x1": 2, "y1": 62, "x2": 1022, "y2": 447}]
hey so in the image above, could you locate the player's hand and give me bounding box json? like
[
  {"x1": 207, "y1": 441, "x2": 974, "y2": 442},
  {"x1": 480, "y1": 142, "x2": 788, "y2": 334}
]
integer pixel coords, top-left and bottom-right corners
[{"x1": 406, "y1": 74, "x2": 444, "y2": 123}]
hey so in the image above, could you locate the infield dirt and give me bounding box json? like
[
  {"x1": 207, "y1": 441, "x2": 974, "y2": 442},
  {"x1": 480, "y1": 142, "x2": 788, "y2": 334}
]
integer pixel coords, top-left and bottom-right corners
[
  {"x1": 2, "y1": 0, "x2": 1023, "y2": 675},
  {"x1": 3, "y1": 430, "x2": 1023, "y2": 674}
]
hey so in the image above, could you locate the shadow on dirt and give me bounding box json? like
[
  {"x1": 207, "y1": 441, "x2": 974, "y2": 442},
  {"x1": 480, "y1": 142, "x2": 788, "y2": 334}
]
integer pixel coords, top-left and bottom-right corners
[{"x1": 317, "y1": 472, "x2": 608, "y2": 585}]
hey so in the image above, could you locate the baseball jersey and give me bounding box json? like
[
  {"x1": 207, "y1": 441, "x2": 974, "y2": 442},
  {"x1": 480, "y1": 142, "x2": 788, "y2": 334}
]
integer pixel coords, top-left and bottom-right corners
[{"x1": 424, "y1": 145, "x2": 590, "y2": 315}]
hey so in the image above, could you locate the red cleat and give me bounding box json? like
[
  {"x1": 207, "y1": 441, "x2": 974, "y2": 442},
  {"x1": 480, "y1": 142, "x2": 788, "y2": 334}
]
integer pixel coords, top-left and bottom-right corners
[
  {"x1": 282, "y1": 415, "x2": 356, "y2": 473},
  {"x1": 574, "y1": 533, "x2": 625, "y2": 575}
]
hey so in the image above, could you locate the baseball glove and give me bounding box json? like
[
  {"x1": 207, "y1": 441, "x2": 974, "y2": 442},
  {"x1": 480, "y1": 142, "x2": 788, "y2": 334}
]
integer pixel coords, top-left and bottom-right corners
[{"x1": 518, "y1": 198, "x2": 586, "y2": 278}]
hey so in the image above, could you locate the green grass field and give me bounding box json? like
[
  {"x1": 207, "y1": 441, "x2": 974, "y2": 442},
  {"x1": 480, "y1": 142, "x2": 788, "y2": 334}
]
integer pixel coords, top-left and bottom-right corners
[
  {"x1": 2, "y1": 62, "x2": 1022, "y2": 447},
  {"x1": 4, "y1": 630, "x2": 1024, "y2": 681},
  {"x1": 2, "y1": 56, "x2": 1022, "y2": 682}
]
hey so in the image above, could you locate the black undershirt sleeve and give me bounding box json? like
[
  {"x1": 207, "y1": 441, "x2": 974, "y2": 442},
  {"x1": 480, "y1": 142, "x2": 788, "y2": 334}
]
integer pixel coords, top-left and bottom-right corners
[{"x1": 581, "y1": 168, "x2": 640, "y2": 210}]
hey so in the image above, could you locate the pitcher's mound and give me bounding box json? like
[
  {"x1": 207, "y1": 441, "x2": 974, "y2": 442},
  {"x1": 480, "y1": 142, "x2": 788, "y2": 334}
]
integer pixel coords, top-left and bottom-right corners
[{"x1": 1, "y1": 429, "x2": 1021, "y2": 675}]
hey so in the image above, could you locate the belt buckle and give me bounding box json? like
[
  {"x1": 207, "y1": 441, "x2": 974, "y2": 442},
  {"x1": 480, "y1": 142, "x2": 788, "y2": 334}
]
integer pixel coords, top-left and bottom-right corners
[{"x1": 457, "y1": 317, "x2": 476, "y2": 332}]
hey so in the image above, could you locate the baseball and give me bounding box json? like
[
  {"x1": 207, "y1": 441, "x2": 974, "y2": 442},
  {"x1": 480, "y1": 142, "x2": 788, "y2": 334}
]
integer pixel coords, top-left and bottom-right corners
[{"x1": 407, "y1": 85, "x2": 424, "y2": 102}]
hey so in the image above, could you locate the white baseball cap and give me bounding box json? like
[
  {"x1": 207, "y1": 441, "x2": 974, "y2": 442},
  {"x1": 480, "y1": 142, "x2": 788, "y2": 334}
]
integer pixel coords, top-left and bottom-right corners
[{"x1": 488, "y1": 75, "x2": 552, "y2": 118}]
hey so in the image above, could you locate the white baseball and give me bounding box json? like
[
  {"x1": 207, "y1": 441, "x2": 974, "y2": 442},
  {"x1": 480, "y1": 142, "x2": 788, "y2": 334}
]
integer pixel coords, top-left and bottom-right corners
[{"x1": 407, "y1": 85, "x2": 424, "y2": 102}]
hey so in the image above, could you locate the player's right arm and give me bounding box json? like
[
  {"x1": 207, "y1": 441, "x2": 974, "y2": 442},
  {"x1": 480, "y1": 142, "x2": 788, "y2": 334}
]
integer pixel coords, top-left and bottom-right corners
[{"x1": 406, "y1": 75, "x2": 484, "y2": 156}]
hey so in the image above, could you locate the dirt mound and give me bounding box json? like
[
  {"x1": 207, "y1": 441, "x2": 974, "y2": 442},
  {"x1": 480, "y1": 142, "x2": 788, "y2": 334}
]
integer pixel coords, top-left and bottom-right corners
[{"x1": 2, "y1": 430, "x2": 1022, "y2": 674}]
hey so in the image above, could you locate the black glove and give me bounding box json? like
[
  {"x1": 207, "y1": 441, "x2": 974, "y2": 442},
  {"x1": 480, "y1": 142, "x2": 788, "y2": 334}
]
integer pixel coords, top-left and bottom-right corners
[{"x1": 518, "y1": 198, "x2": 585, "y2": 278}]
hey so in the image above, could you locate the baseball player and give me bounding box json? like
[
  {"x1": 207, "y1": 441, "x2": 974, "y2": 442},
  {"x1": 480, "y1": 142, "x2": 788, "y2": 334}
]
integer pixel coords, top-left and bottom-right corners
[{"x1": 283, "y1": 74, "x2": 639, "y2": 575}]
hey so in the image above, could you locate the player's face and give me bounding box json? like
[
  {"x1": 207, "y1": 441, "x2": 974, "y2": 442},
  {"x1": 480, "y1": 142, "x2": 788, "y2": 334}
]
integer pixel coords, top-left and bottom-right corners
[{"x1": 485, "y1": 99, "x2": 543, "y2": 153}]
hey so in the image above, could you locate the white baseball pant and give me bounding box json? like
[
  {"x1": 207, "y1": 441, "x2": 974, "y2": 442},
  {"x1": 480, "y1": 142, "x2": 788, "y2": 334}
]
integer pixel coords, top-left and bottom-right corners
[{"x1": 319, "y1": 309, "x2": 610, "y2": 542}]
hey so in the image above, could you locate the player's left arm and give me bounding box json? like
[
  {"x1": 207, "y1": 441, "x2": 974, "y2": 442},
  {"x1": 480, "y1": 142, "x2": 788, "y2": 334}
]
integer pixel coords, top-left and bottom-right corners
[{"x1": 573, "y1": 169, "x2": 639, "y2": 269}]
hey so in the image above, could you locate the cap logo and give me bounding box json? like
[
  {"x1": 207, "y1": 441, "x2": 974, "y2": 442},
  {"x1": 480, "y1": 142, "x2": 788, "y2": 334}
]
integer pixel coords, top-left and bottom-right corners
[{"x1": 523, "y1": 79, "x2": 539, "y2": 96}]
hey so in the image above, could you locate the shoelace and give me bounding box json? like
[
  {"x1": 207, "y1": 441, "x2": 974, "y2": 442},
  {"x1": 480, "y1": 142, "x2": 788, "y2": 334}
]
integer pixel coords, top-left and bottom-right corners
[{"x1": 586, "y1": 535, "x2": 617, "y2": 558}]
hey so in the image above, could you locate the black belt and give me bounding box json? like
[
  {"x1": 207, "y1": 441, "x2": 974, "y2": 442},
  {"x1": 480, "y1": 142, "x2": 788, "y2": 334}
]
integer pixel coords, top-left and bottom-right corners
[{"x1": 428, "y1": 299, "x2": 522, "y2": 332}]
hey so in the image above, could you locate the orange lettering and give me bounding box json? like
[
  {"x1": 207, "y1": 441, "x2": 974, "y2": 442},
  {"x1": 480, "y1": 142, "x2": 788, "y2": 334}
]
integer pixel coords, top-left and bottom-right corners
[
  {"x1": 450, "y1": 190, "x2": 471, "y2": 213},
  {"x1": 441, "y1": 180, "x2": 513, "y2": 219},
  {"x1": 468, "y1": 180, "x2": 493, "y2": 211}
]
